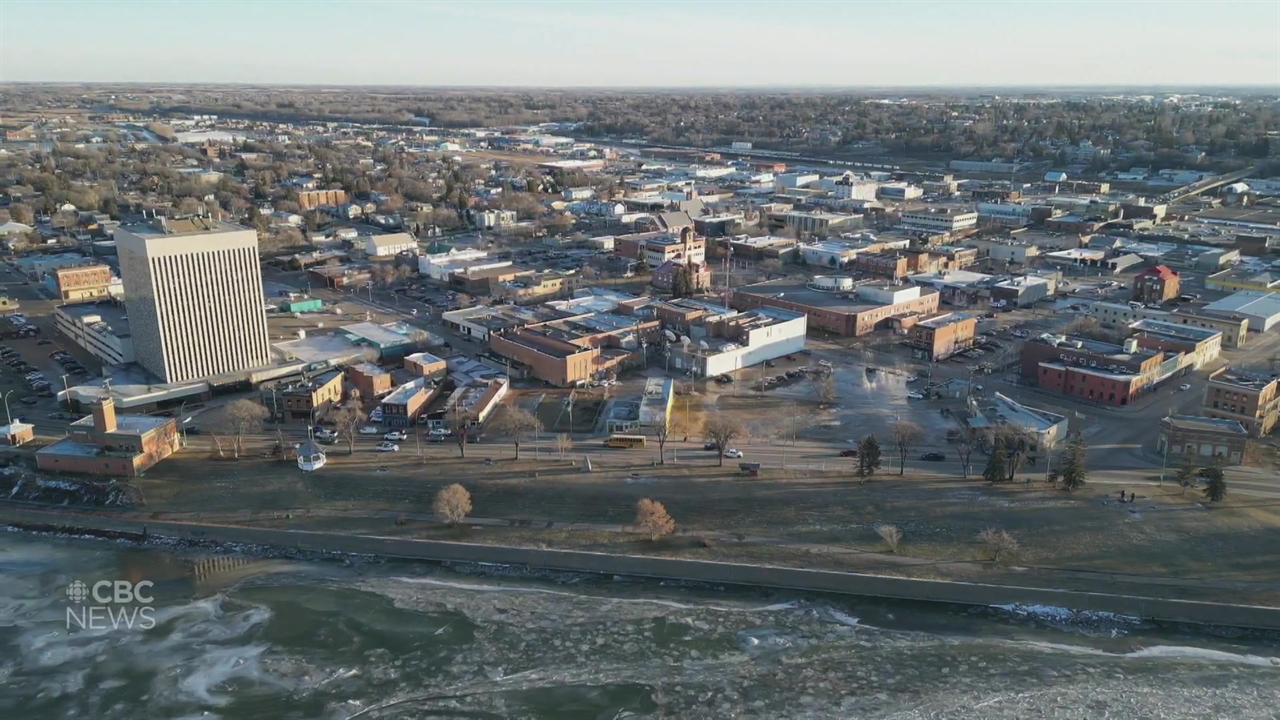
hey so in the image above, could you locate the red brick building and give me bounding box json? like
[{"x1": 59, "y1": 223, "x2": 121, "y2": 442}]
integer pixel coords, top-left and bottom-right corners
[
  {"x1": 1021, "y1": 337, "x2": 1167, "y2": 406},
  {"x1": 36, "y1": 399, "x2": 179, "y2": 477},
  {"x1": 1132, "y1": 265, "x2": 1180, "y2": 304},
  {"x1": 908, "y1": 313, "x2": 978, "y2": 361}
]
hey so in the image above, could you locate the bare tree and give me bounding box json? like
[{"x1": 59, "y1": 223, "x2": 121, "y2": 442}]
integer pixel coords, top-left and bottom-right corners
[
  {"x1": 408, "y1": 328, "x2": 433, "y2": 351},
  {"x1": 987, "y1": 426, "x2": 1034, "y2": 482},
  {"x1": 652, "y1": 416, "x2": 675, "y2": 464},
  {"x1": 815, "y1": 372, "x2": 837, "y2": 407},
  {"x1": 703, "y1": 414, "x2": 744, "y2": 467},
  {"x1": 433, "y1": 483, "x2": 473, "y2": 526},
  {"x1": 978, "y1": 527, "x2": 1019, "y2": 563},
  {"x1": 555, "y1": 432, "x2": 572, "y2": 460},
  {"x1": 891, "y1": 420, "x2": 924, "y2": 476},
  {"x1": 490, "y1": 405, "x2": 542, "y2": 460},
  {"x1": 209, "y1": 399, "x2": 269, "y2": 458},
  {"x1": 332, "y1": 405, "x2": 366, "y2": 455},
  {"x1": 954, "y1": 433, "x2": 975, "y2": 479},
  {"x1": 635, "y1": 498, "x2": 675, "y2": 540},
  {"x1": 446, "y1": 410, "x2": 475, "y2": 458},
  {"x1": 875, "y1": 524, "x2": 903, "y2": 553}
]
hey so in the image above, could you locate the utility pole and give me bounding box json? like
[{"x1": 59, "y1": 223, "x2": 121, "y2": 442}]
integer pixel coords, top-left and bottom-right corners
[{"x1": 1158, "y1": 412, "x2": 1171, "y2": 486}]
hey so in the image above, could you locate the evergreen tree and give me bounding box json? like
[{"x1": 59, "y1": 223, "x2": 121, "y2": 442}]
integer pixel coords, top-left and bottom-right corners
[
  {"x1": 1201, "y1": 461, "x2": 1227, "y2": 502},
  {"x1": 857, "y1": 434, "x2": 882, "y2": 481},
  {"x1": 1174, "y1": 455, "x2": 1197, "y2": 497},
  {"x1": 1059, "y1": 434, "x2": 1088, "y2": 491},
  {"x1": 671, "y1": 265, "x2": 693, "y2": 298},
  {"x1": 983, "y1": 435, "x2": 1007, "y2": 484}
]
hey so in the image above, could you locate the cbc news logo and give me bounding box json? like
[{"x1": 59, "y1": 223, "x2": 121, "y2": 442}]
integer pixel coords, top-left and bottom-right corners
[{"x1": 65, "y1": 579, "x2": 156, "y2": 631}]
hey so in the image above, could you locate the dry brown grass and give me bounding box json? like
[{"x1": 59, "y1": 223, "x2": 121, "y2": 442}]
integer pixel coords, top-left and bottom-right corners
[{"x1": 133, "y1": 449, "x2": 1280, "y2": 604}]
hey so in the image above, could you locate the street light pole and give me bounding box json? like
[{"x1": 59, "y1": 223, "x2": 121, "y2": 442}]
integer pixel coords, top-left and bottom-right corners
[
  {"x1": 3, "y1": 390, "x2": 12, "y2": 425},
  {"x1": 61, "y1": 374, "x2": 71, "y2": 411},
  {"x1": 1158, "y1": 413, "x2": 1171, "y2": 486}
]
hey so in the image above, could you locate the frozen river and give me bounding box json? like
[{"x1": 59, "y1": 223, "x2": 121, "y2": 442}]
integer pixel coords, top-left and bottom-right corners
[{"x1": 2, "y1": 532, "x2": 1278, "y2": 719}]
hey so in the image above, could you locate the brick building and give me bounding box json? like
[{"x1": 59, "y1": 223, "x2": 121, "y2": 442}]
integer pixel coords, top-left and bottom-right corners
[
  {"x1": 1132, "y1": 265, "x2": 1180, "y2": 304},
  {"x1": 732, "y1": 280, "x2": 940, "y2": 337},
  {"x1": 1156, "y1": 416, "x2": 1249, "y2": 466},
  {"x1": 652, "y1": 261, "x2": 712, "y2": 294},
  {"x1": 1021, "y1": 336, "x2": 1168, "y2": 407},
  {"x1": 1201, "y1": 369, "x2": 1278, "y2": 437},
  {"x1": 379, "y1": 378, "x2": 439, "y2": 427},
  {"x1": 488, "y1": 314, "x2": 661, "y2": 387},
  {"x1": 404, "y1": 352, "x2": 448, "y2": 380},
  {"x1": 50, "y1": 264, "x2": 115, "y2": 302},
  {"x1": 260, "y1": 370, "x2": 344, "y2": 423},
  {"x1": 36, "y1": 399, "x2": 179, "y2": 477},
  {"x1": 854, "y1": 252, "x2": 911, "y2": 280},
  {"x1": 908, "y1": 313, "x2": 978, "y2": 361},
  {"x1": 346, "y1": 362, "x2": 393, "y2": 400},
  {"x1": 297, "y1": 189, "x2": 348, "y2": 210}
]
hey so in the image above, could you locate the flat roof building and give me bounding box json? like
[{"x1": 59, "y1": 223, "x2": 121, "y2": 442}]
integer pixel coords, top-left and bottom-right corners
[
  {"x1": 54, "y1": 302, "x2": 135, "y2": 366},
  {"x1": 1201, "y1": 368, "x2": 1278, "y2": 437},
  {"x1": 1202, "y1": 291, "x2": 1280, "y2": 332},
  {"x1": 731, "y1": 279, "x2": 940, "y2": 337},
  {"x1": 117, "y1": 218, "x2": 271, "y2": 383}
]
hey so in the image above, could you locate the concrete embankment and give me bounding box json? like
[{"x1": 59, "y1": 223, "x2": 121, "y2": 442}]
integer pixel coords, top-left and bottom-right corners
[{"x1": 5, "y1": 505, "x2": 1280, "y2": 632}]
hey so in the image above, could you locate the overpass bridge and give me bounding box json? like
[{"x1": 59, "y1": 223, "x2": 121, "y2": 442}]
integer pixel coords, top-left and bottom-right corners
[{"x1": 1157, "y1": 167, "x2": 1255, "y2": 204}]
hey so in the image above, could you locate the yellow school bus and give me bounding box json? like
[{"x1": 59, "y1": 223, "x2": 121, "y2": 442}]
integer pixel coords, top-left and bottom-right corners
[{"x1": 603, "y1": 434, "x2": 647, "y2": 449}]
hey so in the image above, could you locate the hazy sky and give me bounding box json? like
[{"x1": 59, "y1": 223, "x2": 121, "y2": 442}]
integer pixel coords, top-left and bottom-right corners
[{"x1": 2, "y1": 0, "x2": 1277, "y2": 87}]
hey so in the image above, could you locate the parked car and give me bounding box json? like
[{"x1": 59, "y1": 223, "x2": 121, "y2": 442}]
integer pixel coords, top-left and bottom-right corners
[
  {"x1": 723, "y1": 448, "x2": 744, "y2": 459},
  {"x1": 1179, "y1": 383, "x2": 1192, "y2": 391},
  {"x1": 384, "y1": 430, "x2": 408, "y2": 441},
  {"x1": 358, "y1": 426, "x2": 380, "y2": 435},
  {"x1": 907, "y1": 391, "x2": 926, "y2": 400},
  {"x1": 839, "y1": 448, "x2": 860, "y2": 458},
  {"x1": 920, "y1": 452, "x2": 946, "y2": 462},
  {"x1": 374, "y1": 442, "x2": 399, "y2": 453},
  {"x1": 18, "y1": 397, "x2": 37, "y2": 405}
]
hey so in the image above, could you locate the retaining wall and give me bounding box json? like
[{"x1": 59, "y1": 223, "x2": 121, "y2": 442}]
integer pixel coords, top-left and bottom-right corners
[{"x1": 5, "y1": 506, "x2": 1280, "y2": 631}]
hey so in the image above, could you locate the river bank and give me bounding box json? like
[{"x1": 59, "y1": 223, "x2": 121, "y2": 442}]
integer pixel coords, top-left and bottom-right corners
[
  {"x1": 5, "y1": 503, "x2": 1280, "y2": 633},
  {"x1": 5, "y1": 531, "x2": 1278, "y2": 719}
]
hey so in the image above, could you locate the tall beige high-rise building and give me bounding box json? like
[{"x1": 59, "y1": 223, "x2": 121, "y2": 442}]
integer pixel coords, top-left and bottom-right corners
[{"x1": 117, "y1": 217, "x2": 271, "y2": 383}]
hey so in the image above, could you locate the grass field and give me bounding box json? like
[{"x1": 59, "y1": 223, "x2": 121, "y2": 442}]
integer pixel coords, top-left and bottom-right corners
[{"x1": 130, "y1": 449, "x2": 1280, "y2": 606}]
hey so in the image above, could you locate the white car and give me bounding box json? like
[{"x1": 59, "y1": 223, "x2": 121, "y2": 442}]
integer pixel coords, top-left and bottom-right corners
[
  {"x1": 1179, "y1": 383, "x2": 1192, "y2": 391},
  {"x1": 723, "y1": 448, "x2": 744, "y2": 459},
  {"x1": 907, "y1": 391, "x2": 925, "y2": 400},
  {"x1": 384, "y1": 430, "x2": 407, "y2": 441},
  {"x1": 314, "y1": 428, "x2": 337, "y2": 440},
  {"x1": 359, "y1": 426, "x2": 381, "y2": 435},
  {"x1": 375, "y1": 442, "x2": 399, "y2": 452}
]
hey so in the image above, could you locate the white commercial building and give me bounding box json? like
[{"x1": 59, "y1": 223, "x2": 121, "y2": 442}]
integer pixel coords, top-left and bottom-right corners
[
  {"x1": 831, "y1": 173, "x2": 880, "y2": 201},
  {"x1": 977, "y1": 202, "x2": 1037, "y2": 226},
  {"x1": 1202, "y1": 291, "x2": 1280, "y2": 333},
  {"x1": 364, "y1": 232, "x2": 417, "y2": 257},
  {"x1": 899, "y1": 208, "x2": 978, "y2": 234},
  {"x1": 117, "y1": 218, "x2": 271, "y2": 383},
  {"x1": 775, "y1": 173, "x2": 820, "y2": 190},
  {"x1": 667, "y1": 302, "x2": 808, "y2": 378},
  {"x1": 418, "y1": 248, "x2": 496, "y2": 280},
  {"x1": 878, "y1": 183, "x2": 924, "y2": 201},
  {"x1": 54, "y1": 303, "x2": 136, "y2": 366}
]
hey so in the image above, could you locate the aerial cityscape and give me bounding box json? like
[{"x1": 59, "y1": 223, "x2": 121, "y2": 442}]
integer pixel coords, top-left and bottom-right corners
[{"x1": 1, "y1": 1, "x2": 1279, "y2": 718}]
